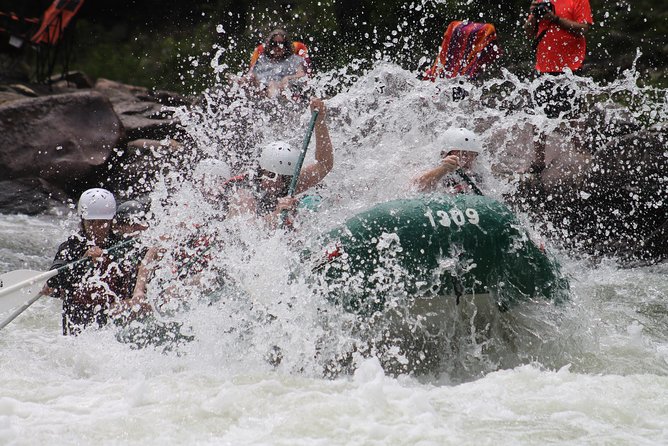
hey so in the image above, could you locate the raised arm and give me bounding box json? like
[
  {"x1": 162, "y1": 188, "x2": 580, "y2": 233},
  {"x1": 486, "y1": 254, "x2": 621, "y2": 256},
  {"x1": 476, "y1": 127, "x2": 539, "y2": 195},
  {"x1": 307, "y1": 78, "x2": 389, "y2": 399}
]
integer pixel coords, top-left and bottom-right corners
[
  {"x1": 412, "y1": 154, "x2": 459, "y2": 192},
  {"x1": 295, "y1": 98, "x2": 334, "y2": 195},
  {"x1": 544, "y1": 12, "x2": 590, "y2": 36},
  {"x1": 523, "y1": 1, "x2": 540, "y2": 37}
]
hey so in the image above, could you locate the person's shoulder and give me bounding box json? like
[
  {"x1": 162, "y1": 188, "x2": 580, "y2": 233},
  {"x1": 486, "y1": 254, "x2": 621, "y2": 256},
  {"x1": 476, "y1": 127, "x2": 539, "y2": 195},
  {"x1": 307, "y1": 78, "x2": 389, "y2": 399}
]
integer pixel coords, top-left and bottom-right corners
[
  {"x1": 52, "y1": 232, "x2": 86, "y2": 263},
  {"x1": 57, "y1": 233, "x2": 85, "y2": 250}
]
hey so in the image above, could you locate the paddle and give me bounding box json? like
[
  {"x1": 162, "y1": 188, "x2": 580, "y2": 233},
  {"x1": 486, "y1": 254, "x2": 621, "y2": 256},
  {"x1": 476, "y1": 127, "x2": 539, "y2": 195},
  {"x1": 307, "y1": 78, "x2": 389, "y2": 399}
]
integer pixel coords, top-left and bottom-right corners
[
  {"x1": 288, "y1": 110, "x2": 319, "y2": 196},
  {"x1": 280, "y1": 109, "x2": 319, "y2": 227},
  {"x1": 0, "y1": 239, "x2": 135, "y2": 329},
  {"x1": 0, "y1": 269, "x2": 58, "y2": 314},
  {"x1": 0, "y1": 277, "x2": 49, "y2": 330}
]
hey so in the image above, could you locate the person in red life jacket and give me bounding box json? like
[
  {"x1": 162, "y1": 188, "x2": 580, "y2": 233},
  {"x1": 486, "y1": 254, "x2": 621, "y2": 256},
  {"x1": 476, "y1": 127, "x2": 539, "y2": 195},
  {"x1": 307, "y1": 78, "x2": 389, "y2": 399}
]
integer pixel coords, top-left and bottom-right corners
[
  {"x1": 523, "y1": 0, "x2": 593, "y2": 173},
  {"x1": 413, "y1": 128, "x2": 483, "y2": 194},
  {"x1": 224, "y1": 97, "x2": 333, "y2": 227},
  {"x1": 247, "y1": 28, "x2": 310, "y2": 98},
  {"x1": 44, "y1": 188, "x2": 127, "y2": 335},
  {"x1": 525, "y1": 0, "x2": 592, "y2": 75}
]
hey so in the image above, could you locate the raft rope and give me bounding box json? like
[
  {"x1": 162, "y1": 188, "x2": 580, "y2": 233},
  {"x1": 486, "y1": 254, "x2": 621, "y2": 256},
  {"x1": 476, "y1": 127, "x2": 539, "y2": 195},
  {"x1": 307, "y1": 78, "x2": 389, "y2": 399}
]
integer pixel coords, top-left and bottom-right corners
[{"x1": 456, "y1": 168, "x2": 483, "y2": 196}]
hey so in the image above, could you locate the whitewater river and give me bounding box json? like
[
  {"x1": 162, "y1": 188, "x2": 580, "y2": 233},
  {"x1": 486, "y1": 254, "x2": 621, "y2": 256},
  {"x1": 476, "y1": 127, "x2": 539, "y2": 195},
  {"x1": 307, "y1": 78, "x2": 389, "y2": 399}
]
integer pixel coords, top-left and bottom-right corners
[{"x1": 1, "y1": 64, "x2": 667, "y2": 444}]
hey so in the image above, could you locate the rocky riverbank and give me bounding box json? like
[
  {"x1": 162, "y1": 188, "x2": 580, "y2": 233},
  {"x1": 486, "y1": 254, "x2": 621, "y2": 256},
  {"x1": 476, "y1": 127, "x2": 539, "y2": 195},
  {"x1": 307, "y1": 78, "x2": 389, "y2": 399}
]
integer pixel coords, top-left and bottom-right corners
[{"x1": 0, "y1": 73, "x2": 190, "y2": 214}]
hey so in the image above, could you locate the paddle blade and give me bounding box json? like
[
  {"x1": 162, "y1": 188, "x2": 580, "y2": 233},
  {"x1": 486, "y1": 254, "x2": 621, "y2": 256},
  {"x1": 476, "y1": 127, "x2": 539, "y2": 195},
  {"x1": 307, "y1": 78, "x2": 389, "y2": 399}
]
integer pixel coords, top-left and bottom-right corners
[{"x1": 0, "y1": 270, "x2": 52, "y2": 313}]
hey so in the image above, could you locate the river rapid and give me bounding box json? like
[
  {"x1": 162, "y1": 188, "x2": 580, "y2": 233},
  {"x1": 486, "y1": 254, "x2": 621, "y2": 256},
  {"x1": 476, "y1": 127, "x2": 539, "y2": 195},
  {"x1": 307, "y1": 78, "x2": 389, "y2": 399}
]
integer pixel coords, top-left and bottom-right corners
[{"x1": 1, "y1": 62, "x2": 667, "y2": 444}]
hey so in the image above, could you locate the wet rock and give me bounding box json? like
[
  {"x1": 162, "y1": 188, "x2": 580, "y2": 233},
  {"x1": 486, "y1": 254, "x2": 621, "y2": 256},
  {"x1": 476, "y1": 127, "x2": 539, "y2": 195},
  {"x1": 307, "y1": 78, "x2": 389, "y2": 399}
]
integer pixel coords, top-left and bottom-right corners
[
  {"x1": 49, "y1": 71, "x2": 95, "y2": 89},
  {"x1": 0, "y1": 178, "x2": 68, "y2": 215},
  {"x1": 95, "y1": 78, "x2": 182, "y2": 140},
  {"x1": 0, "y1": 83, "x2": 38, "y2": 104},
  {"x1": 0, "y1": 90, "x2": 26, "y2": 105},
  {"x1": 0, "y1": 74, "x2": 190, "y2": 213},
  {"x1": 118, "y1": 114, "x2": 179, "y2": 141},
  {"x1": 138, "y1": 89, "x2": 193, "y2": 107},
  {"x1": 94, "y1": 78, "x2": 148, "y2": 97},
  {"x1": 0, "y1": 91, "x2": 124, "y2": 191},
  {"x1": 105, "y1": 139, "x2": 184, "y2": 198},
  {"x1": 516, "y1": 129, "x2": 667, "y2": 264},
  {"x1": 5, "y1": 83, "x2": 39, "y2": 97}
]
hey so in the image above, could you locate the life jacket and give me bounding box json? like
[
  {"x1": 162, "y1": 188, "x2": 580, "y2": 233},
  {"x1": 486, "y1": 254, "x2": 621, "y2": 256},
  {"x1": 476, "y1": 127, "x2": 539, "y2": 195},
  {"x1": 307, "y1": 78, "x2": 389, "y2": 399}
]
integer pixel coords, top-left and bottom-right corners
[
  {"x1": 442, "y1": 171, "x2": 480, "y2": 195},
  {"x1": 249, "y1": 41, "x2": 313, "y2": 76},
  {"x1": 51, "y1": 232, "x2": 127, "y2": 335},
  {"x1": 423, "y1": 21, "x2": 501, "y2": 81}
]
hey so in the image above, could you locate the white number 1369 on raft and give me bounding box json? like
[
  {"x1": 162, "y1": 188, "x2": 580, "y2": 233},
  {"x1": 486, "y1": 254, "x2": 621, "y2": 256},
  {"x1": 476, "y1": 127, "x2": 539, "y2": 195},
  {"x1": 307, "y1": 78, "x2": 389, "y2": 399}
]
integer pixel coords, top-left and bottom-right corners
[{"x1": 424, "y1": 207, "x2": 480, "y2": 227}]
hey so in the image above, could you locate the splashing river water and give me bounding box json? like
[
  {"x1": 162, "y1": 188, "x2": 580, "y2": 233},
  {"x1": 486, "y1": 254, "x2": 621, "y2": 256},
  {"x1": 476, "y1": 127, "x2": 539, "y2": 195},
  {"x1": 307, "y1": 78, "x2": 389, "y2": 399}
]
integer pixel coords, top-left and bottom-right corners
[{"x1": 1, "y1": 63, "x2": 667, "y2": 444}]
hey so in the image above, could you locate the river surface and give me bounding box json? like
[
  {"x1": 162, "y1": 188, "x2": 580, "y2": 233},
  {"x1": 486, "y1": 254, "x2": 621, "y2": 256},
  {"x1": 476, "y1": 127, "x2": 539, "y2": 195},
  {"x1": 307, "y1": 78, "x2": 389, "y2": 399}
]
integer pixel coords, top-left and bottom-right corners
[{"x1": 1, "y1": 62, "x2": 667, "y2": 445}]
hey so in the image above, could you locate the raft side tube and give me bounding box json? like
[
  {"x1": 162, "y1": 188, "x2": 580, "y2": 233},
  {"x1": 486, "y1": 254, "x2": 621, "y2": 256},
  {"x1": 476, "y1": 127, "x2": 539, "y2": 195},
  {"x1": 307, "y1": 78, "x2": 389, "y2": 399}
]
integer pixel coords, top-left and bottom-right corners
[{"x1": 318, "y1": 195, "x2": 569, "y2": 315}]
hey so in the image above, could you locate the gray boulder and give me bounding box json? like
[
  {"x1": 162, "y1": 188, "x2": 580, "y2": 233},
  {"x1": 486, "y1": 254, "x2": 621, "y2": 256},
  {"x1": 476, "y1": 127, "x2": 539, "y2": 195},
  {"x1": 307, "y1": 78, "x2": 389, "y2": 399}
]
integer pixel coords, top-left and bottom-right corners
[
  {"x1": 0, "y1": 90, "x2": 124, "y2": 190},
  {"x1": 0, "y1": 177, "x2": 68, "y2": 215},
  {"x1": 94, "y1": 78, "x2": 184, "y2": 141}
]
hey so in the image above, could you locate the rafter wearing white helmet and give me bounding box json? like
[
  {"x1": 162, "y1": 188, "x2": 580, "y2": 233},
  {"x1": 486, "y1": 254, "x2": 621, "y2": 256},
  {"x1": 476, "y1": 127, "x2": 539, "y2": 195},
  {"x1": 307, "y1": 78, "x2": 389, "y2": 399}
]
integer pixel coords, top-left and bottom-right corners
[
  {"x1": 77, "y1": 188, "x2": 116, "y2": 220},
  {"x1": 259, "y1": 140, "x2": 300, "y2": 176},
  {"x1": 438, "y1": 127, "x2": 483, "y2": 154}
]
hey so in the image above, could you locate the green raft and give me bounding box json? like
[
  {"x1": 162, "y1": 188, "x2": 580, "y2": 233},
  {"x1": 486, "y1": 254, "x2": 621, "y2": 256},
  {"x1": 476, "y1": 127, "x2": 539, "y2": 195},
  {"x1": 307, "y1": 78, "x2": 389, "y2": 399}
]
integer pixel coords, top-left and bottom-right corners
[{"x1": 317, "y1": 194, "x2": 569, "y2": 315}]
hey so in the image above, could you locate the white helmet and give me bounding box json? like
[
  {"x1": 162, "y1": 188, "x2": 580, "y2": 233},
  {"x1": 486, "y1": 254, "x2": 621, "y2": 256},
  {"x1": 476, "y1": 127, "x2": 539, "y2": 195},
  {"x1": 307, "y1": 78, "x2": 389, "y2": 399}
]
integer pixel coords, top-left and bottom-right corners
[
  {"x1": 258, "y1": 141, "x2": 300, "y2": 176},
  {"x1": 193, "y1": 158, "x2": 231, "y2": 183},
  {"x1": 439, "y1": 128, "x2": 483, "y2": 154},
  {"x1": 77, "y1": 188, "x2": 116, "y2": 220}
]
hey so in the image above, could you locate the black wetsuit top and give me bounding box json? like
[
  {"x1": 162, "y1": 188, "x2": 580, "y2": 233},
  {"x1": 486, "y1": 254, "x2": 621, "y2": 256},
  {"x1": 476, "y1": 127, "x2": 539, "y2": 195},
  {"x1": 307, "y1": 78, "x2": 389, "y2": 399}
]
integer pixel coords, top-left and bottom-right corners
[{"x1": 48, "y1": 232, "x2": 139, "y2": 335}]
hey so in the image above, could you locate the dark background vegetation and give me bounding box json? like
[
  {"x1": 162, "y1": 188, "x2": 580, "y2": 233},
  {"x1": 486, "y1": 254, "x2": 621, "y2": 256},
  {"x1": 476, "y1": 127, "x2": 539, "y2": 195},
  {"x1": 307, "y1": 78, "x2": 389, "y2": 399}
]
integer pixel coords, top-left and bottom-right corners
[{"x1": 1, "y1": 0, "x2": 666, "y2": 93}]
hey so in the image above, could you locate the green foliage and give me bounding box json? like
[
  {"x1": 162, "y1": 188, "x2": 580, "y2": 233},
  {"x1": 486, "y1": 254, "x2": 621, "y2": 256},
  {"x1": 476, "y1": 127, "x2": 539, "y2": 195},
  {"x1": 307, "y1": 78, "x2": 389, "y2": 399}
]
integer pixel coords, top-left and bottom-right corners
[{"x1": 64, "y1": 0, "x2": 666, "y2": 93}]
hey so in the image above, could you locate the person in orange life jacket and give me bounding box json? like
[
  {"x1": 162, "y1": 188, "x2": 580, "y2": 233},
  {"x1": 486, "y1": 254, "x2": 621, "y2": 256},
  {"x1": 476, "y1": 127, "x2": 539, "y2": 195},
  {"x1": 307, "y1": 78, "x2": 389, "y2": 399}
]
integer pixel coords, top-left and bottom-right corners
[
  {"x1": 523, "y1": 0, "x2": 593, "y2": 173},
  {"x1": 412, "y1": 128, "x2": 483, "y2": 193},
  {"x1": 225, "y1": 97, "x2": 332, "y2": 227},
  {"x1": 248, "y1": 29, "x2": 308, "y2": 98},
  {"x1": 44, "y1": 188, "x2": 127, "y2": 335}
]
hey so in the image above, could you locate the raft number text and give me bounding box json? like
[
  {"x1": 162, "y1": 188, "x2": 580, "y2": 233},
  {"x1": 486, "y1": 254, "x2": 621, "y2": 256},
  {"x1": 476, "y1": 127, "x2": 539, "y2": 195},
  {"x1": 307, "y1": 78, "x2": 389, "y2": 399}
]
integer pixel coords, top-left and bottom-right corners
[{"x1": 424, "y1": 208, "x2": 479, "y2": 228}]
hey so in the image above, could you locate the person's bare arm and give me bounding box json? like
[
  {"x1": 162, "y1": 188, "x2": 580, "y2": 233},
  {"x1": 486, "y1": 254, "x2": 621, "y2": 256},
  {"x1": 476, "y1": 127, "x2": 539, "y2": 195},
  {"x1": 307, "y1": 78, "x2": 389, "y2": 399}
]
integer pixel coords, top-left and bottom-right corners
[
  {"x1": 265, "y1": 196, "x2": 299, "y2": 228},
  {"x1": 525, "y1": 1, "x2": 591, "y2": 38},
  {"x1": 109, "y1": 248, "x2": 157, "y2": 319},
  {"x1": 412, "y1": 154, "x2": 459, "y2": 192},
  {"x1": 131, "y1": 247, "x2": 158, "y2": 299},
  {"x1": 280, "y1": 64, "x2": 306, "y2": 85},
  {"x1": 295, "y1": 98, "x2": 334, "y2": 195},
  {"x1": 544, "y1": 11, "x2": 590, "y2": 36},
  {"x1": 523, "y1": 1, "x2": 540, "y2": 37}
]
